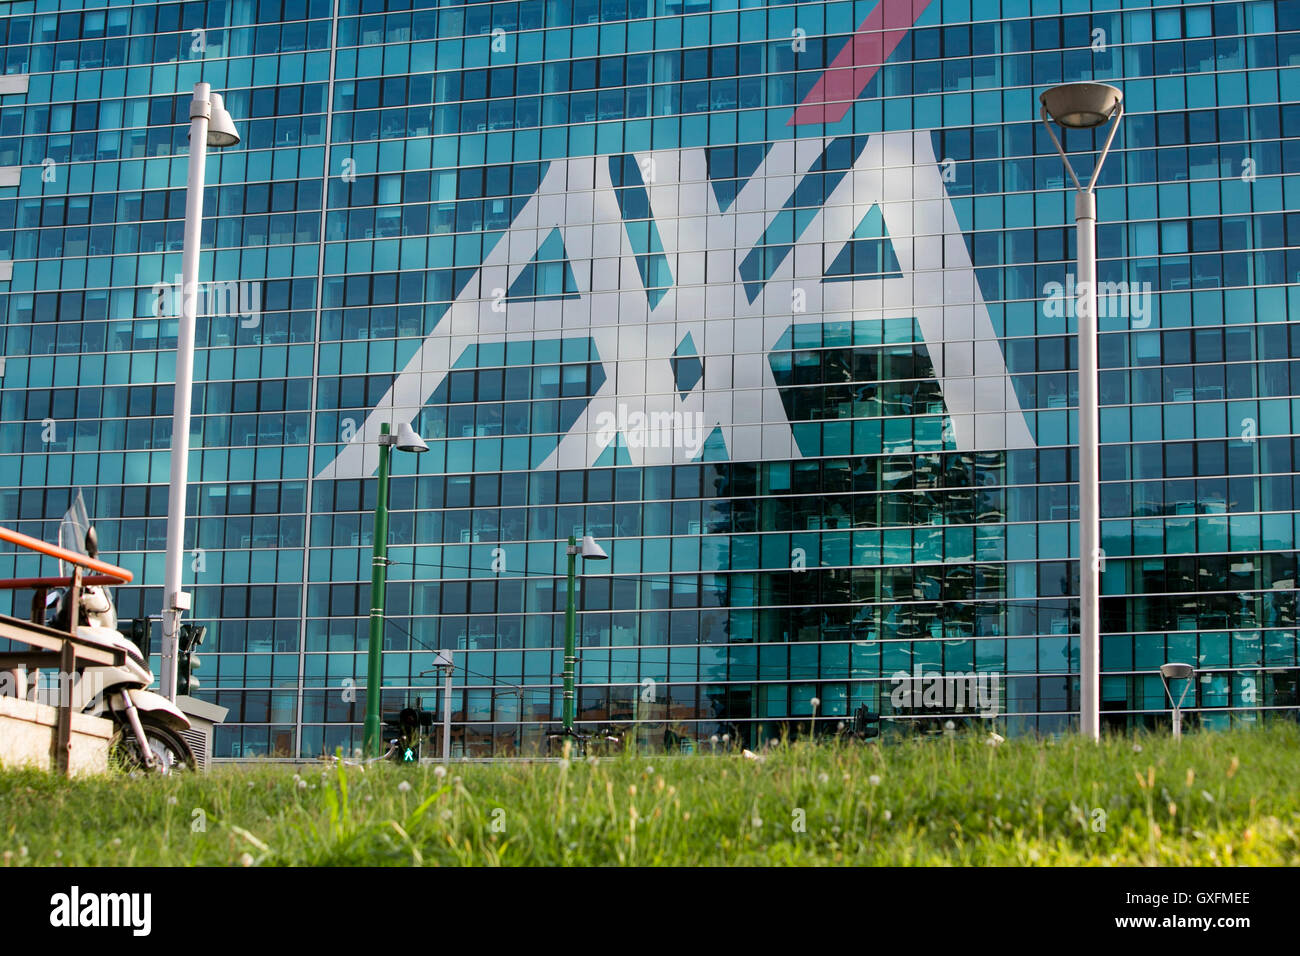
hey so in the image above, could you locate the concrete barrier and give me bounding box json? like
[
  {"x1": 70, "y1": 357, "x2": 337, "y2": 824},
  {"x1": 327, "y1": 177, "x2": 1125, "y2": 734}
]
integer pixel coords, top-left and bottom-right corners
[{"x1": 0, "y1": 694, "x2": 113, "y2": 776}]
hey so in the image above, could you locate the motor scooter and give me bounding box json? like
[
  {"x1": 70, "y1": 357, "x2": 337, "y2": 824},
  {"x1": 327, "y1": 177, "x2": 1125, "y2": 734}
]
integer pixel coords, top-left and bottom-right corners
[{"x1": 46, "y1": 529, "x2": 195, "y2": 773}]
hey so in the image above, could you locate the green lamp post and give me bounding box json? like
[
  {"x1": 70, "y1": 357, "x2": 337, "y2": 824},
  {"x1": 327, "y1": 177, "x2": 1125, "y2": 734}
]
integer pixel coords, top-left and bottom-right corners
[
  {"x1": 562, "y1": 534, "x2": 608, "y2": 734},
  {"x1": 363, "y1": 420, "x2": 428, "y2": 759}
]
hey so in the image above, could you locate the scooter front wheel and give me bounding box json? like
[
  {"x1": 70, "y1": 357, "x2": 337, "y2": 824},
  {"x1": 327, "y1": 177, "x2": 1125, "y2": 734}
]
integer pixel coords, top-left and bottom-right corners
[{"x1": 111, "y1": 716, "x2": 195, "y2": 774}]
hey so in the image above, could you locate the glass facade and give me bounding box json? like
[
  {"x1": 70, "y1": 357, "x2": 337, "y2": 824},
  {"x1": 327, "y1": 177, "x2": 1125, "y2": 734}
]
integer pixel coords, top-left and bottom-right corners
[{"x1": 0, "y1": 0, "x2": 1298, "y2": 757}]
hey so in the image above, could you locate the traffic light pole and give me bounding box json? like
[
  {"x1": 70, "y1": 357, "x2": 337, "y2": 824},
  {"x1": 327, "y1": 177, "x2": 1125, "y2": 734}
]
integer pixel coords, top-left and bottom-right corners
[
  {"x1": 441, "y1": 660, "x2": 452, "y2": 764},
  {"x1": 363, "y1": 423, "x2": 392, "y2": 759},
  {"x1": 562, "y1": 536, "x2": 577, "y2": 734}
]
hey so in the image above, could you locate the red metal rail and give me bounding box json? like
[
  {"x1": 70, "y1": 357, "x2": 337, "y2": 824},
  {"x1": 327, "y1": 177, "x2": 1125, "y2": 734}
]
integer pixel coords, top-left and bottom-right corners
[{"x1": 0, "y1": 525, "x2": 133, "y2": 584}]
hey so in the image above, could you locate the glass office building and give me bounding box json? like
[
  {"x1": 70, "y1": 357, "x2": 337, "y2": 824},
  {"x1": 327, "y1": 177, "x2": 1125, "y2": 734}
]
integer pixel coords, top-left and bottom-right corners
[{"x1": 0, "y1": 0, "x2": 1297, "y2": 757}]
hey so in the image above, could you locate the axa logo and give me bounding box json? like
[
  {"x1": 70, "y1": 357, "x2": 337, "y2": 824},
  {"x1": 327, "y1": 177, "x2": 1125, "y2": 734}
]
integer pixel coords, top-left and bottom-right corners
[{"x1": 319, "y1": 130, "x2": 1033, "y2": 481}]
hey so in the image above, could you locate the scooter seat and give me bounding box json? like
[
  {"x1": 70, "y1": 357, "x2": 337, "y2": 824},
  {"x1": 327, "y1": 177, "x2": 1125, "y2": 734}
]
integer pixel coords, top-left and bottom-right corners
[{"x1": 76, "y1": 625, "x2": 145, "y2": 664}]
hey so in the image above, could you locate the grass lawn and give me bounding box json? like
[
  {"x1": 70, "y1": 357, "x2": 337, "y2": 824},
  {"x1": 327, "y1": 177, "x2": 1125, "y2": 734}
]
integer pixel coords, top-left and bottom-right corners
[{"x1": 2, "y1": 724, "x2": 1298, "y2": 866}]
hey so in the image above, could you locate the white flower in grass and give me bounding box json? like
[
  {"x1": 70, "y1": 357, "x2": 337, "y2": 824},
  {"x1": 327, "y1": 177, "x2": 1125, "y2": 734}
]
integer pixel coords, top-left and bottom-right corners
[
  {"x1": 433, "y1": 765, "x2": 447, "y2": 778},
  {"x1": 1132, "y1": 743, "x2": 1143, "y2": 753},
  {"x1": 868, "y1": 774, "x2": 881, "y2": 787},
  {"x1": 239, "y1": 852, "x2": 254, "y2": 867},
  {"x1": 398, "y1": 781, "x2": 412, "y2": 793},
  {"x1": 297, "y1": 779, "x2": 307, "y2": 790},
  {"x1": 167, "y1": 796, "x2": 178, "y2": 806},
  {"x1": 883, "y1": 809, "x2": 892, "y2": 822}
]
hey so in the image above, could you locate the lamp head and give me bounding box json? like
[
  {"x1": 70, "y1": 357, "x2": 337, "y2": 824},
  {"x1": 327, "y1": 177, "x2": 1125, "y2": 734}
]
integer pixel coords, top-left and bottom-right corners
[
  {"x1": 1160, "y1": 662, "x2": 1195, "y2": 681},
  {"x1": 1040, "y1": 82, "x2": 1123, "y2": 129},
  {"x1": 205, "y1": 92, "x2": 240, "y2": 147},
  {"x1": 394, "y1": 422, "x2": 428, "y2": 454},
  {"x1": 580, "y1": 535, "x2": 608, "y2": 560}
]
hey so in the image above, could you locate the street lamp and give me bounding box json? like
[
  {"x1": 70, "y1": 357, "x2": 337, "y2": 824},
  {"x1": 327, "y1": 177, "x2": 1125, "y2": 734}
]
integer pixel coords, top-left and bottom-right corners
[
  {"x1": 160, "y1": 83, "x2": 240, "y2": 701},
  {"x1": 561, "y1": 534, "x2": 607, "y2": 736},
  {"x1": 1039, "y1": 82, "x2": 1123, "y2": 742},
  {"x1": 1159, "y1": 662, "x2": 1195, "y2": 740},
  {"x1": 362, "y1": 421, "x2": 429, "y2": 758}
]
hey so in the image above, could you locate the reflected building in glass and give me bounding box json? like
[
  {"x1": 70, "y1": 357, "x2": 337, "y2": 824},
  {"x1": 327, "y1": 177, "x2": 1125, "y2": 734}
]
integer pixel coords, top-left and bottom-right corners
[{"x1": 0, "y1": 0, "x2": 1297, "y2": 756}]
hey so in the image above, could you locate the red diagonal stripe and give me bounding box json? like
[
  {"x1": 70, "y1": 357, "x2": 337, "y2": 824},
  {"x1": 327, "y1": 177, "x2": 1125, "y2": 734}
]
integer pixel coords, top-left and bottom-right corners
[{"x1": 789, "y1": 0, "x2": 934, "y2": 127}]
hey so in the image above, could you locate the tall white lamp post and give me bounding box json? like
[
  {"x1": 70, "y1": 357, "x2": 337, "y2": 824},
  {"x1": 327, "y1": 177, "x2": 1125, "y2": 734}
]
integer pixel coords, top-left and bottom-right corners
[
  {"x1": 1039, "y1": 82, "x2": 1123, "y2": 741},
  {"x1": 160, "y1": 83, "x2": 240, "y2": 700}
]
